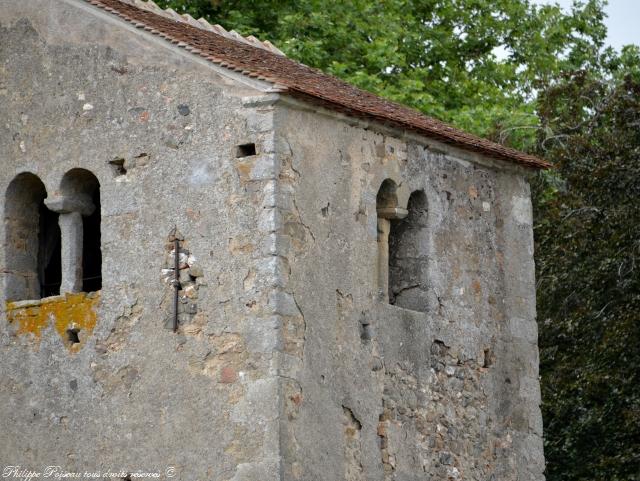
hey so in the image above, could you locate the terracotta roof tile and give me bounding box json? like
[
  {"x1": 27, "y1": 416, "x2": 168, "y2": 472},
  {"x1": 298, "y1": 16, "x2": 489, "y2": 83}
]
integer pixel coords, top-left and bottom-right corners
[
  {"x1": 113, "y1": 0, "x2": 287, "y2": 55},
  {"x1": 85, "y1": 0, "x2": 551, "y2": 169}
]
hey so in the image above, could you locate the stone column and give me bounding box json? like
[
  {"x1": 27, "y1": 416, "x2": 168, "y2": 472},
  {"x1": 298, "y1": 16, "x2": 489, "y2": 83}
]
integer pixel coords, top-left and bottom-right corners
[
  {"x1": 44, "y1": 195, "x2": 95, "y2": 293},
  {"x1": 376, "y1": 207, "x2": 408, "y2": 303},
  {"x1": 377, "y1": 217, "x2": 391, "y2": 302},
  {"x1": 58, "y1": 211, "x2": 84, "y2": 293}
]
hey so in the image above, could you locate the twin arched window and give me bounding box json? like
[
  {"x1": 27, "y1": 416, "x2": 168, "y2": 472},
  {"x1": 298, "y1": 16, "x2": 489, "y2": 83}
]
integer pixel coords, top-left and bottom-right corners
[
  {"x1": 4, "y1": 169, "x2": 101, "y2": 302},
  {"x1": 376, "y1": 179, "x2": 429, "y2": 313}
]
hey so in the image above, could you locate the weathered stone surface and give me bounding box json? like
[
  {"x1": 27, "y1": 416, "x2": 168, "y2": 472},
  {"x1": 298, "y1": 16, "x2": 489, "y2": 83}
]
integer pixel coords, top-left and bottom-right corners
[
  {"x1": 0, "y1": 1, "x2": 278, "y2": 478},
  {"x1": 272, "y1": 104, "x2": 544, "y2": 481},
  {"x1": 0, "y1": 1, "x2": 543, "y2": 480}
]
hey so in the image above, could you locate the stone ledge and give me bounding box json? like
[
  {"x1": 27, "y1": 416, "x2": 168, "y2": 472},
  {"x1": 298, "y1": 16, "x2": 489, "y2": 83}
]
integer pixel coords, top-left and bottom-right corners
[{"x1": 6, "y1": 291, "x2": 101, "y2": 352}]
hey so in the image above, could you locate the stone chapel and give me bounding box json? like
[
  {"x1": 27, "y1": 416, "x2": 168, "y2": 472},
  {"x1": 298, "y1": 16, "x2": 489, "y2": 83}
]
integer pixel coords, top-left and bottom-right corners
[{"x1": 0, "y1": 1, "x2": 549, "y2": 480}]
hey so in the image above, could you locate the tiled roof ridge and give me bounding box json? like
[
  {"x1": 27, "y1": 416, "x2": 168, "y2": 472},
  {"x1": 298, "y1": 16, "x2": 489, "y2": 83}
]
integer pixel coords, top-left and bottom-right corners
[
  {"x1": 115, "y1": 0, "x2": 286, "y2": 56},
  {"x1": 85, "y1": 0, "x2": 552, "y2": 169}
]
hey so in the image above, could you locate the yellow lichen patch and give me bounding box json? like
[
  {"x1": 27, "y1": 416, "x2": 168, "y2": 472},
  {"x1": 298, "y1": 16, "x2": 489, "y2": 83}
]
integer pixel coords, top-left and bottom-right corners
[
  {"x1": 6, "y1": 291, "x2": 100, "y2": 353},
  {"x1": 5, "y1": 299, "x2": 52, "y2": 338}
]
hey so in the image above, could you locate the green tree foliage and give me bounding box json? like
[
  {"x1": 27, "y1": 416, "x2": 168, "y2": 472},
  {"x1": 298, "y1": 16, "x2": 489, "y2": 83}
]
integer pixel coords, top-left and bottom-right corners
[
  {"x1": 156, "y1": 0, "x2": 607, "y2": 149},
  {"x1": 533, "y1": 62, "x2": 640, "y2": 481}
]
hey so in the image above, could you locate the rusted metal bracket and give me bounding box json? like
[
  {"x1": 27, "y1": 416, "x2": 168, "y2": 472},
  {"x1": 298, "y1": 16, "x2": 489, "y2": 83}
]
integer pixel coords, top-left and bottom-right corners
[
  {"x1": 172, "y1": 235, "x2": 180, "y2": 333},
  {"x1": 172, "y1": 226, "x2": 180, "y2": 332}
]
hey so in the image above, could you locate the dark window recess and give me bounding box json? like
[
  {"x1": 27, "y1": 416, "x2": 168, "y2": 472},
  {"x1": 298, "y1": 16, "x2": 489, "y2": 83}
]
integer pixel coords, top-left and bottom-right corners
[
  {"x1": 236, "y1": 143, "x2": 256, "y2": 158},
  {"x1": 5, "y1": 172, "x2": 59, "y2": 301},
  {"x1": 388, "y1": 190, "x2": 429, "y2": 312},
  {"x1": 82, "y1": 187, "x2": 102, "y2": 292},
  {"x1": 38, "y1": 203, "x2": 61, "y2": 298}
]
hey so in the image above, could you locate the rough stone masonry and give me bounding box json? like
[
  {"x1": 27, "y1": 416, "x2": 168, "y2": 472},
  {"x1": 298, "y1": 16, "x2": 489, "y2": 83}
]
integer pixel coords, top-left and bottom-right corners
[{"x1": 0, "y1": 1, "x2": 546, "y2": 480}]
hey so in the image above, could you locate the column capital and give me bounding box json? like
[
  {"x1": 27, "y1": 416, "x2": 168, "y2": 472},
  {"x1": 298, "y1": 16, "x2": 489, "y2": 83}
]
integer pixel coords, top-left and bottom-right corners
[
  {"x1": 44, "y1": 194, "x2": 95, "y2": 216},
  {"x1": 377, "y1": 207, "x2": 408, "y2": 220}
]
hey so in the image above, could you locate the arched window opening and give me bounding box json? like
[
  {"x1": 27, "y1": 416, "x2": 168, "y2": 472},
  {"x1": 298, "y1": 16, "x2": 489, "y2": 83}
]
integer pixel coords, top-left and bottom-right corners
[
  {"x1": 46, "y1": 169, "x2": 101, "y2": 293},
  {"x1": 375, "y1": 179, "x2": 407, "y2": 303},
  {"x1": 376, "y1": 179, "x2": 398, "y2": 214},
  {"x1": 4, "y1": 173, "x2": 61, "y2": 301},
  {"x1": 389, "y1": 190, "x2": 429, "y2": 312}
]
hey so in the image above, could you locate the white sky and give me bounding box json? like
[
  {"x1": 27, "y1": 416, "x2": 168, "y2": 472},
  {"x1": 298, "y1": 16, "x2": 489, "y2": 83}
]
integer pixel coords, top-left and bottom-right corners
[{"x1": 532, "y1": 0, "x2": 640, "y2": 50}]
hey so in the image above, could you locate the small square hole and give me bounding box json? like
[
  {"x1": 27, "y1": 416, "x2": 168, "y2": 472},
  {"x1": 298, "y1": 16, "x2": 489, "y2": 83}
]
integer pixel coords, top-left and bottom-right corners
[
  {"x1": 66, "y1": 328, "x2": 80, "y2": 345},
  {"x1": 108, "y1": 158, "x2": 126, "y2": 176},
  {"x1": 236, "y1": 143, "x2": 256, "y2": 158}
]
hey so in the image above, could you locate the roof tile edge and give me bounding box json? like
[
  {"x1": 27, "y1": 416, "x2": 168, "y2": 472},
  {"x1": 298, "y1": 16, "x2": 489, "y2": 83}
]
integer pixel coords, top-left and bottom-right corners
[{"x1": 116, "y1": 0, "x2": 287, "y2": 56}]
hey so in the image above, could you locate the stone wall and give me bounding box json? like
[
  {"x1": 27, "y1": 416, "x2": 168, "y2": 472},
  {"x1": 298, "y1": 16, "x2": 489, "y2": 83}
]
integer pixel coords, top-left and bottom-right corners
[
  {"x1": 0, "y1": 1, "x2": 544, "y2": 479},
  {"x1": 0, "y1": 1, "x2": 282, "y2": 478},
  {"x1": 273, "y1": 101, "x2": 544, "y2": 481}
]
